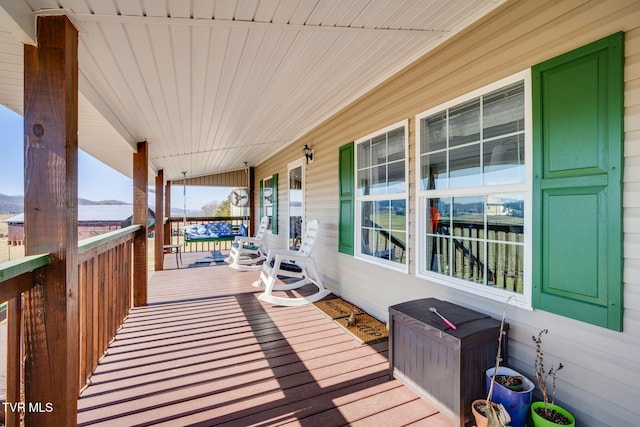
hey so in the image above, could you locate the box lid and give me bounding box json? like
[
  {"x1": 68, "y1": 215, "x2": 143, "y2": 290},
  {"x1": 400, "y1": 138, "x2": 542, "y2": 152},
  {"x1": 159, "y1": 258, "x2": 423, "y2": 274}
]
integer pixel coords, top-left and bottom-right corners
[{"x1": 389, "y1": 297, "x2": 503, "y2": 340}]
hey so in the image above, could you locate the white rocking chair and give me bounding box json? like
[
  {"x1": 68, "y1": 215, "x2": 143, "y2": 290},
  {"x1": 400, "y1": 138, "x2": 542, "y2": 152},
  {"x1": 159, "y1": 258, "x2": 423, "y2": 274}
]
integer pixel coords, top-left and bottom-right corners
[
  {"x1": 225, "y1": 216, "x2": 269, "y2": 270},
  {"x1": 252, "y1": 219, "x2": 331, "y2": 306}
]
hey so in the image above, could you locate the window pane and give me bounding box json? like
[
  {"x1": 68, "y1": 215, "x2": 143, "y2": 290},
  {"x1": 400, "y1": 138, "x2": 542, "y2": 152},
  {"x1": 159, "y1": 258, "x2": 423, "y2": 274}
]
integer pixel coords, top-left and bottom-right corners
[
  {"x1": 449, "y1": 144, "x2": 480, "y2": 188},
  {"x1": 371, "y1": 134, "x2": 386, "y2": 166},
  {"x1": 483, "y1": 81, "x2": 524, "y2": 139},
  {"x1": 370, "y1": 165, "x2": 387, "y2": 195},
  {"x1": 427, "y1": 197, "x2": 450, "y2": 236},
  {"x1": 421, "y1": 151, "x2": 447, "y2": 190},
  {"x1": 484, "y1": 134, "x2": 525, "y2": 185},
  {"x1": 487, "y1": 242, "x2": 524, "y2": 293},
  {"x1": 427, "y1": 235, "x2": 450, "y2": 274},
  {"x1": 388, "y1": 161, "x2": 405, "y2": 193},
  {"x1": 374, "y1": 200, "x2": 390, "y2": 229},
  {"x1": 390, "y1": 200, "x2": 406, "y2": 230},
  {"x1": 422, "y1": 112, "x2": 447, "y2": 152},
  {"x1": 452, "y1": 196, "x2": 484, "y2": 232},
  {"x1": 449, "y1": 99, "x2": 480, "y2": 147},
  {"x1": 452, "y1": 238, "x2": 485, "y2": 283},
  {"x1": 487, "y1": 194, "x2": 524, "y2": 244},
  {"x1": 357, "y1": 140, "x2": 370, "y2": 169},
  {"x1": 388, "y1": 128, "x2": 405, "y2": 161},
  {"x1": 357, "y1": 169, "x2": 370, "y2": 196}
]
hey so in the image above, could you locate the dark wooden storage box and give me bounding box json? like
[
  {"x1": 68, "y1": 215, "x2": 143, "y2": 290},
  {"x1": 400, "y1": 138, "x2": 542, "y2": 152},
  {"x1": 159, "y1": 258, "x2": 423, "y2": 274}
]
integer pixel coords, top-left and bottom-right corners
[{"x1": 388, "y1": 298, "x2": 507, "y2": 427}]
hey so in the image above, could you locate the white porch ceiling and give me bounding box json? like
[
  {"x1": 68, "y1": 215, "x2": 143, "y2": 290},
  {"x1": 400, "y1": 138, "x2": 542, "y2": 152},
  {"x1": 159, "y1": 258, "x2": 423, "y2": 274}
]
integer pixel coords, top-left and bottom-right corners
[{"x1": 1, "y1": 0, "x2": 506, "y2": 182}]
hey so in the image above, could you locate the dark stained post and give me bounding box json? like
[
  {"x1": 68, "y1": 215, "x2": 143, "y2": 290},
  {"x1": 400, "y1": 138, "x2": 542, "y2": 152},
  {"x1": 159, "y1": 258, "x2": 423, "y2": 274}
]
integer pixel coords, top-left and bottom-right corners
[
  {"x1": 164, "y1": 181, "x2": 171, "y2": 245},
  {"x1": 249, "y1": 166, "x2": 256, "y2": 235},
  {"x1": 133, "y1": 141, "x2": 148, "y2": 306},
  {"x1": 154, "y1": 169, "x2": 164, "y2": 271},
  {"x1": 22, "y1": 15, "x2": 79, "y2": 426}
]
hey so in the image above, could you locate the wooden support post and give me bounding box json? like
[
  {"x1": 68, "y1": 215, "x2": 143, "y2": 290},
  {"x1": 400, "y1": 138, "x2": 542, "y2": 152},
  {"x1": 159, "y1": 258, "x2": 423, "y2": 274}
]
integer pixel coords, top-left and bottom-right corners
[
  {"x1": 154, "y1": 170, "x2": 164, "y2": 271},
  {"x1": 133, "y1": 141, "x2": 148, "y2": 306},
  {"x1": 249, "y1": 167, "x2": 256, "y2": 235},
  {"x1": 164, "y1": 181, "x2": 171, "y2": 245},
  {"x1": 22, "y1": 15, "x2": 79, "y2": 426}
]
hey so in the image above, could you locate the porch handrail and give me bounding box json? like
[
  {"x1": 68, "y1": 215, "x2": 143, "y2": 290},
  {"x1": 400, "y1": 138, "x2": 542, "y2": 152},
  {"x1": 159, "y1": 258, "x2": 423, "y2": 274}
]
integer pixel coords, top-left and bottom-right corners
[
  {"x1": 0, "y1": 253, "x2": 52, "y2": 302},
  {"x1": 2, "y1": 225, "x2": 141, "y2": 427},
  {"x1": 77, "y1": 224, "x2": 142, "y2": 262}
]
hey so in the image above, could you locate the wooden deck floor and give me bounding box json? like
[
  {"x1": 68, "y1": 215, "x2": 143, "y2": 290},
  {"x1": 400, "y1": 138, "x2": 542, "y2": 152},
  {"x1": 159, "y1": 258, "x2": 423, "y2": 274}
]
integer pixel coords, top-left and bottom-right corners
[{"x1": 77, "y1": 253, "x2": 454, "y2": 427}]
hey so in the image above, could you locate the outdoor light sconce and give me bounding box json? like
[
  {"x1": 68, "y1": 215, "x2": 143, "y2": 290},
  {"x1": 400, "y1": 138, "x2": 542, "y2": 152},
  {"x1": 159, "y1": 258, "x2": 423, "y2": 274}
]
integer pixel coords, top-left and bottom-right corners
[{"x1": 303, "y1": 144, "x2": 314, "y2": 164}]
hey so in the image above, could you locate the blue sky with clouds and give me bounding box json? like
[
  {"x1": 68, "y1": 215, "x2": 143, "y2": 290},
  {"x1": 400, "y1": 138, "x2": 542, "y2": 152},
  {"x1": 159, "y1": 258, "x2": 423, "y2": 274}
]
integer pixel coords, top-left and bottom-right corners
[{"x1": 0, "y1": 105, "x2": 230, "y2": 210}]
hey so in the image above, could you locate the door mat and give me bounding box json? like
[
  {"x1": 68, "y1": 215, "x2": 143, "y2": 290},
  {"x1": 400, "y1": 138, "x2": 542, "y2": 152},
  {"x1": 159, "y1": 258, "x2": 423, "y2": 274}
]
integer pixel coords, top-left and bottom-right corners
[
  {"x1": 313, "y1": 298, "x2": 363, "y2": 319},
  {"x1": 335, "y1": 313, "x2": 389, "y2": 344},
  {"x1": 313, "y1": 297, "x2": 388, "y2": 344}
]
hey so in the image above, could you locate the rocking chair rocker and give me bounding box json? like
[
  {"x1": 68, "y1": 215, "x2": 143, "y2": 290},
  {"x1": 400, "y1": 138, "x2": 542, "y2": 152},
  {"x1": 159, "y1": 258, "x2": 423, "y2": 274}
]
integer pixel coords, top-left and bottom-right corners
[
  {"x1": 252, "y1": 219, "x2": 331, "y2": 306},
  {"x1": 225, "y1": 216, "x2": 269, "y2": 270}
]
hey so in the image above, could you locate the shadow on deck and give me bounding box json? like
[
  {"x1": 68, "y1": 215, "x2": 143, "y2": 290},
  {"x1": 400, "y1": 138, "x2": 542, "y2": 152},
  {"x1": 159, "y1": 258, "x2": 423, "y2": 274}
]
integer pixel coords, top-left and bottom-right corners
[{"x1": 77, "y1": 253, "x2": 453, "y2": 426}]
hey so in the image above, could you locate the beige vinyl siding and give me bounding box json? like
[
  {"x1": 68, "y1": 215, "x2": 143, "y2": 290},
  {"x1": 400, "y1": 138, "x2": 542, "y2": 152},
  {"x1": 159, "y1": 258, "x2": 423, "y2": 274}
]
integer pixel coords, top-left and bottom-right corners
[{"x1": 253, "y1": 1, "x2": 640, "y2": 425}]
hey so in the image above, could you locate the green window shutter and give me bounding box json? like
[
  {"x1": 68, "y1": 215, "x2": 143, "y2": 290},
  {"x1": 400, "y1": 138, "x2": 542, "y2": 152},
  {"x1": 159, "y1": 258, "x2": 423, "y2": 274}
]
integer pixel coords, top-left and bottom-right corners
[
  {"x1": 271, "y1": 173, "x2": 278, "y2": 235},
  {"x1": 532, "y1": 32, "x2": 624, "y2": 331},
  {"x1": 338, "y1": 142, "x2": 355, "y2": 255}
]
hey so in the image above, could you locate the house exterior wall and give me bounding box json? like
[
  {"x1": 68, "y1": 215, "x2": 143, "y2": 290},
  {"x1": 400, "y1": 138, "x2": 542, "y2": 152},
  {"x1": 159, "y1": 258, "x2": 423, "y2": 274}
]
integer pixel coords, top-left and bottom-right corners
[{"x1": 254, "y1": 1, "x2": 640, "y2": 425}]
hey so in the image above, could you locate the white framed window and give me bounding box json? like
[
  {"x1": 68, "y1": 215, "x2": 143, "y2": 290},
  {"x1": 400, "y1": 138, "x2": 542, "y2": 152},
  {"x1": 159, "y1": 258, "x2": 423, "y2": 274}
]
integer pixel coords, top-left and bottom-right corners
[
  {"x1": 355, "y1": 120, "x2": 409, "y2": 272},
  {"x1": 416, "y1": 71, "x2": 532, "y2": 307}
]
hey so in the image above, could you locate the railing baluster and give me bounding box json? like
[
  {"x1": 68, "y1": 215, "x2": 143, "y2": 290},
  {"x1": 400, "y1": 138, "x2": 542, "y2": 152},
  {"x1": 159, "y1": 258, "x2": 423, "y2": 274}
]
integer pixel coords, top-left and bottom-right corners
[{"x1": 6, "y1": 296, "x2": 22, "y2": 427}]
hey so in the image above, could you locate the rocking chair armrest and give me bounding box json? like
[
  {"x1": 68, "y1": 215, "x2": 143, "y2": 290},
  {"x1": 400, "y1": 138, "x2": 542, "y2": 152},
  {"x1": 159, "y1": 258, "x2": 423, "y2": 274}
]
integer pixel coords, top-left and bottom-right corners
[
  {"x1": 234, "y1": 236, "x2": 262, "y2": 244},
  {"x1": 266, "y1": 249, "x2": 299, "y2": 258},
  {"x1": 274, "y1": 253, "x2": 309, "y2": 264}
]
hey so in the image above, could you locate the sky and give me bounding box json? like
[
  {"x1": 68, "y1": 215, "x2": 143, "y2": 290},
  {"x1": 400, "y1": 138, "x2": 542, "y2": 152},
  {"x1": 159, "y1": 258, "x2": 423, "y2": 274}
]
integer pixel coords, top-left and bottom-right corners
[{"x1": 0, "y1": 104, "x2": 231, "y2": 211}]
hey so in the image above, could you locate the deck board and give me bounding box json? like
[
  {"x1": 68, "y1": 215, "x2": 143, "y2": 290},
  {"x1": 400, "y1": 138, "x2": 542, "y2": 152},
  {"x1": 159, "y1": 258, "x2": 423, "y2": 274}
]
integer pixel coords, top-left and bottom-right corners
[{"x1": 77, "y1": 254, "x2": 454, "y2": 426}]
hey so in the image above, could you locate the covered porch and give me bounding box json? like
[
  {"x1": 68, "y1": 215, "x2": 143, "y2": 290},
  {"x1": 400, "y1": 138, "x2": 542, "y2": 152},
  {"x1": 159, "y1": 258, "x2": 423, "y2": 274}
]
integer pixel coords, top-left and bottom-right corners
[{"x1": 76, "y1": 253, "x2": 451, "y2": 426}]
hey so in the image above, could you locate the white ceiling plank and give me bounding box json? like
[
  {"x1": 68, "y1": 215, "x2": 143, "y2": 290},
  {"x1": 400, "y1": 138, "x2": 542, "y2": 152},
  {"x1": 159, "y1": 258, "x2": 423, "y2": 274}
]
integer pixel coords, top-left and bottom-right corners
[
  {"x1": 234, "y1": 0, "x2": 259, "y2": 21},
  {"x1": 124, "y1": 23, "x2": 177, "y2": 152},
  {"x1": 192, "y1": 27, "x2": 230, "y2": 155},
  {"x1": 116, "y1": 0, "x2": 143, "y2": 17},
  {"x1": 305, "y1": 0, "x2": 343, "y2": 26},
  {"x1": 141, "y1": 0, "x2": 167, "y2": 18},
  {"x1": 25, "y1": 0, "x2": 59, "y2": 12},
  {"x1": 253, "y1": 0, "x2": 279, "y2": 23},
  {"x1": 78, "y1": 22, "x2": 145, "y2": 140},
  {"x1": 331, "y1": 0, "x2": 371, "y2": 28},
  {"x1": 193, "y1": 0, "x2": 214, "y2": 19},
  {"x1": 59, "y1": 0, "x2": 92, "y2": 15},
  {"x1": 271, "y1": 0, "x2": 301, "y2": 24},
  {"x1": 214, "y1": 0, "x2": 236, "y2": 20},
  {"x1": 86, "y1": 0, "x2": 117, "y2": 15},
  {"x1": 168, "y1": 0, "x2": 190, "y2": 19},
  {"x1": 190, "y1": 25, "x2": 211, "y2": 155},
  {"x1": 288, "y1": 0, "x2": 320, "y2": 25},
  {"x1": 170, "y1": 24, "x2": 193, "y2": 155}
]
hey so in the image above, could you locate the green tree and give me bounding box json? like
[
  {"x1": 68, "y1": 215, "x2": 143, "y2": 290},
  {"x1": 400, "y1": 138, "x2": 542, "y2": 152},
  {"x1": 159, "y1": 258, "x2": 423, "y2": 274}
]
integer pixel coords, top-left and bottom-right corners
[{"x1": 216, "y1": 195, "x2": 231, "y2": 216}]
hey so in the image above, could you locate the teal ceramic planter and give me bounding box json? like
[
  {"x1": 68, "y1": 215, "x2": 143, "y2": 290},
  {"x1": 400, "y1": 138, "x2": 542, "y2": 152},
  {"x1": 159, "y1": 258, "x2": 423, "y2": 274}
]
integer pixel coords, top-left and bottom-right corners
[{"x1": 530, "y1": 401, "x2": 575, "y2": 426}]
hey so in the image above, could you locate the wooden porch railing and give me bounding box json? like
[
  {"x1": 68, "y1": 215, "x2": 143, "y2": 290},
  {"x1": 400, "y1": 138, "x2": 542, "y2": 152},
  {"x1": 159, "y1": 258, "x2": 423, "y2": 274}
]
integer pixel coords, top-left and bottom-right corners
[
  {"x1": 165, "y1": 216, "x2": 252, "y2": 253},
  {"x1": 0, "y1": 225, "x2": 140, "y2": 427}
]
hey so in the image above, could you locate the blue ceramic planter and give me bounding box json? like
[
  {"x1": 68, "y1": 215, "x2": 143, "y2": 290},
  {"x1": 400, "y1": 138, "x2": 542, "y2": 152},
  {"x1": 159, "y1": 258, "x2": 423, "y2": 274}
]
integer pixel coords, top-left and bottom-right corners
[{"x1": 486, "y1": 367, "x2": 534, "y2": 427}]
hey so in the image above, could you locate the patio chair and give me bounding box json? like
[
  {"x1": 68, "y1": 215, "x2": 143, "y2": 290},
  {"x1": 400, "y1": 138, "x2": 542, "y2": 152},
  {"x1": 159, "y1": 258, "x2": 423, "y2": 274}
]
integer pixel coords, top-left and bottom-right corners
[
  {"x1": 225, "y1": 216, "x2": 269, "y2": 270},
  {"x1": 252, "y1": 219, "x2": 331, "y2": 306}
]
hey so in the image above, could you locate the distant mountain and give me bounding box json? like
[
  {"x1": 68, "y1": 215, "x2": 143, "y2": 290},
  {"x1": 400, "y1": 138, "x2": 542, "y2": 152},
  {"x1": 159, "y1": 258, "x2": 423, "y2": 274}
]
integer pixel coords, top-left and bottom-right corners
[
  {"x1": 0, "y1": 194, "x2": 23, "y2": 214},
  {"x1": 0, "y1": 194, "x2": 129, "y2": 214}
]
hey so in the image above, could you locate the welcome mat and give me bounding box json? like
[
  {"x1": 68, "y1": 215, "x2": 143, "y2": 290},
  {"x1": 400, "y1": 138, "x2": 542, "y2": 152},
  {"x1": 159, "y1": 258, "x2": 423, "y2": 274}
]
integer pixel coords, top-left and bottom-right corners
[
  {"x1": 336, "y1": 313, "x2": 389, "y2": 344},
  {"x1": 313, "y1": 297, "x2": 388, "y2": 344},
  {"x1": 314, "y1": 298, "x2": 363, "y2": 319}
]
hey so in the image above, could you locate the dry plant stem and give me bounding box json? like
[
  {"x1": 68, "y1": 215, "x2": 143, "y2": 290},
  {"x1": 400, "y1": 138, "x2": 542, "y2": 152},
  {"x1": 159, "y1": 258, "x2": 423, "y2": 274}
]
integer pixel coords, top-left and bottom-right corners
[{"x1": 484, "y1": 295, "x2": 517, "y2": 424}]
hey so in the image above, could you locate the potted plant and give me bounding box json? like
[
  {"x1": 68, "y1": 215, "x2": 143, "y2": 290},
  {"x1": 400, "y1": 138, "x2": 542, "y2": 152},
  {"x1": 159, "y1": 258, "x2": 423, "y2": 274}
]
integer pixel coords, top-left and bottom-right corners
[
  {"x1": 485, "y1": 365, "x2": 534, "y2": 427},
  {"x1": 472, "y1": 298, "x2": 513, "y2": 427},
  {"x1": 530, "y1": 329, "x2": 575, "y2": 426}
]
